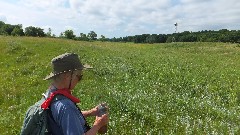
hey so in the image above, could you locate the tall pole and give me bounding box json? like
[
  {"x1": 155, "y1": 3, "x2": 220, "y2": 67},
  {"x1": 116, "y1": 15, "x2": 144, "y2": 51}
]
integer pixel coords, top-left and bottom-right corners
[
  {"x1": 172, "y1": 23, "x2": 178, "y2": 43},
  {"x1": 174, "y1": 23, "x2": 178, "y2": 33}
]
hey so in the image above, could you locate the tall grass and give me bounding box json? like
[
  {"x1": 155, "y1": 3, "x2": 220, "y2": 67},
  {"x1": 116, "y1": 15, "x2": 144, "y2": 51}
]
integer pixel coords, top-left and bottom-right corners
[{"x1": 0, "y1": 36, "x2": 240, "y2": 134}]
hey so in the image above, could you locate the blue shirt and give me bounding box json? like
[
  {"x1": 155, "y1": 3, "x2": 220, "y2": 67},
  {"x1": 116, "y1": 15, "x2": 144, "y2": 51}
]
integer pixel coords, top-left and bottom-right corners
[{"x1": 46, "y1": 87, "x2": 88, "y2": 135}]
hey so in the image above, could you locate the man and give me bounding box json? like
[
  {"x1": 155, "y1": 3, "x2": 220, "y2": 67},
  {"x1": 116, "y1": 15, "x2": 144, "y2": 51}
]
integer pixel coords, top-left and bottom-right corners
[{"x1": 43, "y1": 53, "x2": 108, "y2": 135}]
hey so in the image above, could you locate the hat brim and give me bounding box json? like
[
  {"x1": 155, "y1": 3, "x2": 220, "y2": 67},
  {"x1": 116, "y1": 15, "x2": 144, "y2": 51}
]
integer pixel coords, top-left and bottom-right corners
[{"x1": 43, "y1": 64, "x2": 93, "y2": 80}]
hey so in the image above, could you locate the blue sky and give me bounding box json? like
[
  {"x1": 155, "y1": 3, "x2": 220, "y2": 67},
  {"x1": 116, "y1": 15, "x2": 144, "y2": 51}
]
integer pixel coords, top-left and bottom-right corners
[{"x1": 0, "y1": 0, "x2": 240, "y2": 38}]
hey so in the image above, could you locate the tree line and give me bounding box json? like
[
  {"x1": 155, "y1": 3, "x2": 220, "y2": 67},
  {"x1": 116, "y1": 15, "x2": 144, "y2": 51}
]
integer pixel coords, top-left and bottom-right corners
[
  {"x1": 0, "y1": 21, "x2": 98, "y2": 40},
  {"x1": 126, "y1": 29, "x2": 240, "y2": 43},
  {"x1": 1, "y1": 21, "x2": 240, "y2": 43}
]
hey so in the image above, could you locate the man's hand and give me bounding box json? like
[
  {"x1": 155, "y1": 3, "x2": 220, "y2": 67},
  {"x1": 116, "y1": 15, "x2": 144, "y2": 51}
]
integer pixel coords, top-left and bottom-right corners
[
  {"x1": 82, "y1": 103, "x2": 109, "y2": 117},
  {"x1": 94, "y1": 114, "x2": 109, "y2": 128},
  {"x1": 84, "y1": 114, "x2": 109, "y2": 135}
]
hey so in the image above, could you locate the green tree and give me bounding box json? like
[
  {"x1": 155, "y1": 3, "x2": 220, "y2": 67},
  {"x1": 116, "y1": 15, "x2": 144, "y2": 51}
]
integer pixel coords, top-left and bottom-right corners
[
  {"x1": 0, "y1": 21, "x2": 4, "y2": 27},
  {"x1": 11, "y1": 26, "x2": 24, "y2": 36},
  {"x1": 37, "y1": 27, "x2": 45, "y2": 37},
  {"x1": 59, "y1": 32, "x2": 64, "y2": 38},
  {"x1": 166, "y1": 36, "x2": 175, "y2": 43},
  {"x1": 25, "y1": 26, "x2": 37, "y2": 36},
  {"x1": 46, "y1": 28, "x2": 52, "y2": 37},
  {"x1": 87, "y1": 31, "x2": 97, "y2": 40},
  {"x1": 64, "y1": 30, "x2": 75, "y2": 39},
  {"x1": 179, "y1": 34, "x2": 197, "y2": 42},
  {"x1": 0, "y1": 21, "x2": 5, "y2": 34},
  {"x1": 146, "y1": 34, "x2": 158, "y2": 44},
  {"x1": 1, "y1": 24, "x2": 15, "y2": 35},
  {"x1": 25, "y1": 26, "x2": 45, "y2": 37},
  {"x1": 157, "y1": 34, "x2": 167, "y2": 43},
  {"x1": 79, "y1": 33, "x2": 89, "y2": 41},
  {"x1": 99, "y1": 35, "x2": 107, "y2": 42}
]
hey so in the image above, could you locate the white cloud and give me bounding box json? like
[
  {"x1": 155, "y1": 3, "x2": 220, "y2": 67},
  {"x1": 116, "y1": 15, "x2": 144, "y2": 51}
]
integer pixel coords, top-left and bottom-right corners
[
  {"x1": 0, "y1": 0, "x2": 240, "y2": 37},
  {"x1": 19, "y1": 0, "x2": 69, "y2": 10}
]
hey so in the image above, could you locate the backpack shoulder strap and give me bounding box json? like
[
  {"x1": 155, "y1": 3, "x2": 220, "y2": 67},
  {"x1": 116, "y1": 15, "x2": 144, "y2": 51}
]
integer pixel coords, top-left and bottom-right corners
[
  {"x1": 52, "y1": 94, "x2": 68, "y2": 102},
  {"x1": 46, "y1": 94, "x2": 68, "y2": 132},
  {"x1": 41, "y1": 89, "x2": 80, "y2": 110}
]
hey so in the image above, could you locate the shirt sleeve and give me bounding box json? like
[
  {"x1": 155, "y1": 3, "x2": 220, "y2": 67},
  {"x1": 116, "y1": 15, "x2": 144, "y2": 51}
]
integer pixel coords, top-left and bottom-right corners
[{"x1": 51, "y1": 99, "x2": 85, "y2": 135}]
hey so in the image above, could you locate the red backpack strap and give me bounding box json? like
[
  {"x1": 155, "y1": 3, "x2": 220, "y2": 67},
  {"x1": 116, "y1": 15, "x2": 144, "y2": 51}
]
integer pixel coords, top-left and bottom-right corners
[{"x1": 41, "y1": 89, "x2": 80, "y2": 110}]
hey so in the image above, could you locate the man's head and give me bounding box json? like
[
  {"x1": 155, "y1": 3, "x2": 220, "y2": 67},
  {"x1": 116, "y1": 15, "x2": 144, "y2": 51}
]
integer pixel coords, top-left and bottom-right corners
[
  {"x1": 44, "y1": 53, "x2": 84, "y2": 80},
  {"x1": 44, "y1": 53, "x2": 92, "y2": 89},
  {"x1": 52, "y1": 69, "x2": 83, "y2": 89}
]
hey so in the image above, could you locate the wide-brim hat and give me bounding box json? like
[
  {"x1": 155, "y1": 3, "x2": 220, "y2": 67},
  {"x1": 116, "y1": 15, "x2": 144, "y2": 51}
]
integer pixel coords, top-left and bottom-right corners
[{"x1": 44, "y1": 53, "x2": 92, "y2": 80}]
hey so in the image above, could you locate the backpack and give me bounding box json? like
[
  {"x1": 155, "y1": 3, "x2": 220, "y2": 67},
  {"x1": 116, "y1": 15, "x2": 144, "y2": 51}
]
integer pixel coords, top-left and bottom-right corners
[{"x1": 20, "y1": 94, "x2": 67, "y2": 135}]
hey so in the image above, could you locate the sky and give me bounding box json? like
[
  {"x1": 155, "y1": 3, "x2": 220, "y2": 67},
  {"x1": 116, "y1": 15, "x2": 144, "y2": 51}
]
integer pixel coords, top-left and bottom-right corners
[{"x1": 0, "y1": 0, "x2": 240, "y2": 38}]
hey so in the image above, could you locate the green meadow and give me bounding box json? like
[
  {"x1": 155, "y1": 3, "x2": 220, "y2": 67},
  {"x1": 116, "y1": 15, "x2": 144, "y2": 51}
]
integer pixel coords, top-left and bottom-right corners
[{"x1": 0, "y1": 36, "x2": 240, "y2": 134}]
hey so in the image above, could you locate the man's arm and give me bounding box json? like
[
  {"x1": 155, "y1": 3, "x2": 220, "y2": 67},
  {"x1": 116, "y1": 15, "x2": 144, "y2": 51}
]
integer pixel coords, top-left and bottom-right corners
[
  {"x1": 82, "y1": 104, "x2": 109, "y2": 118},
  {"x1": 52, "y1": 100, "x2": 86, "y2": 135},
  {"x1": 84, "y1": 114, "x2": 108, "y2": 135},
  {"x1": 84, "y1": 125, "x2": 100, "y2": 135},
  {"x1": 82, "y1": 106, "x2": 98, "y2": 117}
]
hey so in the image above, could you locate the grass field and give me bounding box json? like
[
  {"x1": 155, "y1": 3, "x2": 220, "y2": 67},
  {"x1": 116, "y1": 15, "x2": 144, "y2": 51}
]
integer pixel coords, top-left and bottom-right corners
[{"x1": 0, "y1": 36, "x2": 240, "y2": 134}]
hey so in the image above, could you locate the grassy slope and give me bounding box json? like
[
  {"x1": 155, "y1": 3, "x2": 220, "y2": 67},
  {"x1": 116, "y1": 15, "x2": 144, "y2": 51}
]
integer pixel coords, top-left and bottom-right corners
[{"x1": 0, "y1": 36, "x2": 240, "y2": 134}]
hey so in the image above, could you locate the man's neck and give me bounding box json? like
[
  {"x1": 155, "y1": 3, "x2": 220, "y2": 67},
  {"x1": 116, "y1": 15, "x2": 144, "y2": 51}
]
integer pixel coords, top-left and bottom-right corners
[{"x1": 52, "y1": 81, "x2": 68, "y2": 90}]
